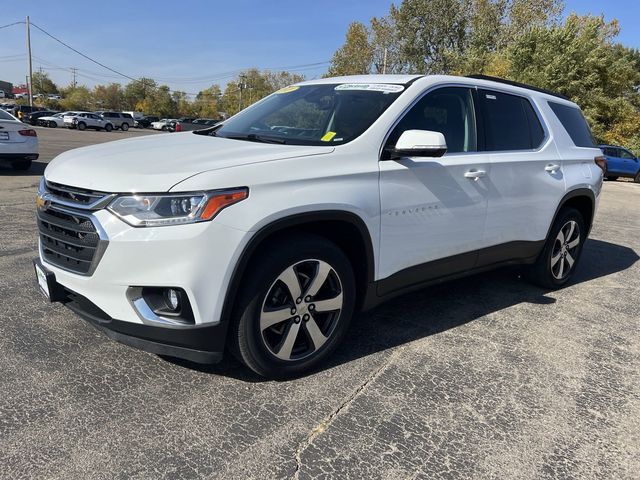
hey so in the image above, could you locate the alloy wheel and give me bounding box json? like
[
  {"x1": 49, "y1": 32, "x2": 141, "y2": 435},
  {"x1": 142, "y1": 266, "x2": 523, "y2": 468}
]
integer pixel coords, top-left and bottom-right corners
[
  {"x1": 551, "y1": 220, "x2": 580, "y2": 280},
  {"x1": 260, "y1": 259, "x2": 343, "y2": 361}
]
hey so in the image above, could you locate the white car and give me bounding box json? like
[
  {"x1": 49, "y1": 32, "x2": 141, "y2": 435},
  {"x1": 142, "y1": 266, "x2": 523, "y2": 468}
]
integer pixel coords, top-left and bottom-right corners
[
  {"x1": 151, "y1": 118, "x2": 177, "y2": 130},
  {"x1": 64, "y1": 112, "x2": 114, "y2": 131},
  {"x1": 35, "y1": 74, "x2": 603, "y2": 377},
  {"x1": 38, "y1": 111, "x2": 82, "y2": 128},
  {"x1": 0, "y1": 108, "x2": 38, "y2": 170}
]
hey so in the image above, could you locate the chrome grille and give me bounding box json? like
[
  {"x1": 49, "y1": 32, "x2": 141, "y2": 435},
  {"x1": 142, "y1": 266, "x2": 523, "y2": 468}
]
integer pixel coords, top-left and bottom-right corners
[
  {"x1": 45, "y1": 181, "x2": 109, "y2": 207},
  {"x1": 37, "y1": 180, "x2": 110, "y2": 276}
]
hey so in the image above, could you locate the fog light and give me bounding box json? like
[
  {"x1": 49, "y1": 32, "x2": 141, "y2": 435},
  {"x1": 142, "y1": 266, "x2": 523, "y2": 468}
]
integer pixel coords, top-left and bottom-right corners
[{"x1": 165, "y1": 288, "x2": 180, "y2": 310}]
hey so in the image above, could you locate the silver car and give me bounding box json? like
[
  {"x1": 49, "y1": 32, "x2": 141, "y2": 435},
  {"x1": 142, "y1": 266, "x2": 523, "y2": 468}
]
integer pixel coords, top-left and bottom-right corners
[
  {"x1": 95, "y1": 111, "x2": 134, "y2": 131},
  {"x1": 64, "y1": 113, "x2": 114, "y2": 131}
]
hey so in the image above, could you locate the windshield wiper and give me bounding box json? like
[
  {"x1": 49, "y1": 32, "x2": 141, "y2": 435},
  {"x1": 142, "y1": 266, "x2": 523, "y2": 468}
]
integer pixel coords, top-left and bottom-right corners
[{"x1": 225, "y1": 133, "x2": 288, "y2": 144}]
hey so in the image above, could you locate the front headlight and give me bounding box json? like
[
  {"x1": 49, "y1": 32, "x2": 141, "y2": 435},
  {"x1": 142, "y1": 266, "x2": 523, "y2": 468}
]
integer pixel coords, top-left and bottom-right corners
[{"x1": 107, "y1": 188, "x2": 248, "y2": 227}]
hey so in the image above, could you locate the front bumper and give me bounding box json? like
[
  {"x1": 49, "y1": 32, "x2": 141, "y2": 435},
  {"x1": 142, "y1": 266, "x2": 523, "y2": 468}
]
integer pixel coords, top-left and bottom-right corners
[{"x1": 37, "y1": 258, "x2": 225, "y2": 363}]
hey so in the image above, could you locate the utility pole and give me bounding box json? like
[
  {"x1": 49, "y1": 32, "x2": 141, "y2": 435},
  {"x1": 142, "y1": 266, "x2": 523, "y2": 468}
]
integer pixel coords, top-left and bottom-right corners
[
  {"x1": 238, "y1": 74, "x2": 246, "y2": 112},
  {"x1": 382, "y1": 48, "x2": 388, "y2": 75},
  {"x1": 70, "y1": 68, "x2": 78, "y2": 88},
  {"x1": 26, "y1": 16, "x2": 33, "y2": 107}
]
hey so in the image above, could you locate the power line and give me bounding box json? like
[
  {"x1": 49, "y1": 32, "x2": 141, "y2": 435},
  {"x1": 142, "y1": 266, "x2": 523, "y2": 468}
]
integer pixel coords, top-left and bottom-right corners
[
  {"x1": 29, "y1": 22, "x2": 139, "y2": 83},
  {"x1": 0, "y1": 21, "x2": 24, "y2": 30}
]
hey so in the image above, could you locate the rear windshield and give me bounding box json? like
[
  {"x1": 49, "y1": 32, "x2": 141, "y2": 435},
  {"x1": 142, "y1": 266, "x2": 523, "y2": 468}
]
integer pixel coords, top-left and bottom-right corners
[{"x1": 548, "y1": 102, "x2": 596, "y2": 148}]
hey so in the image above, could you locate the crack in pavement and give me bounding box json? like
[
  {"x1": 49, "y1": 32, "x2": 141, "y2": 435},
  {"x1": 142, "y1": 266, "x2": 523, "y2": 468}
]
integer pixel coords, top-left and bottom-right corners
[{"x1": 292, "y1": 349, "x2": 404, "y2": 479}]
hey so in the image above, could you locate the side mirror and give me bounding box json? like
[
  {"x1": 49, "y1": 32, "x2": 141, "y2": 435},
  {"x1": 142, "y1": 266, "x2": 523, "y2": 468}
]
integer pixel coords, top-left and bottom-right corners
[{"x1": 387, "y1": 130, "x2": 447, "y2": 159}]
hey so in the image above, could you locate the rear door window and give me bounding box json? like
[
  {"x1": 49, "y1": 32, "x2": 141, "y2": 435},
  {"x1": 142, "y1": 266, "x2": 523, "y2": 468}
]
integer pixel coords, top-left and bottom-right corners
[
  {"x1": 479, "y1": 90, "x2": 543, "y2": 151},
  {"x1": 548, "y1": 102, "x2": 596, "y2": 148}
]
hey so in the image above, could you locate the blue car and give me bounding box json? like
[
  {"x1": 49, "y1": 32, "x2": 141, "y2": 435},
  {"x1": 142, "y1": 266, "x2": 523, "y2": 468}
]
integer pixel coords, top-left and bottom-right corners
[{"x1": 599, "y1": 145, "x2": 640, "y2": 182}]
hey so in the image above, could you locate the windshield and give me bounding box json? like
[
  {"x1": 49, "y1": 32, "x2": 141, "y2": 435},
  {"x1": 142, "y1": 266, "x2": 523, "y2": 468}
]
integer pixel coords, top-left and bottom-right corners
[{"x1": 213, "y1": 83, "x2": 405, "y2": 146}]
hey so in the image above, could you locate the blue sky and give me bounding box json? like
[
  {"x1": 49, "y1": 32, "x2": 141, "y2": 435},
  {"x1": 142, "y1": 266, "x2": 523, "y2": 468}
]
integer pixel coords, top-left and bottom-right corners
[{"x1": 1, "y1": 0, "x2": 638, "y2": 95}]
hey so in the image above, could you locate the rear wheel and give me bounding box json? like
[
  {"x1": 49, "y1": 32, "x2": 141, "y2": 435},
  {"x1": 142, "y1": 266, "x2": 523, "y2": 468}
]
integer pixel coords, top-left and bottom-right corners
[
  {"x1": 230, "y1": 234, "x2": 356, "y2": 378},
  {"x1": 121, "y1": 123, "x2": 129, "y2": 131},
  {"x1": 526, "y1": 207, "x2": 585, "y2": 289},
  {"x1": 607, "y1": 176, "x2": 619, "y2": 181},
  {"x1": 77, "y1": 122, "x2": 86, "y2": 131},
  {"x1": 11, "y1": 160, "x2": 31, "y2": 171}
]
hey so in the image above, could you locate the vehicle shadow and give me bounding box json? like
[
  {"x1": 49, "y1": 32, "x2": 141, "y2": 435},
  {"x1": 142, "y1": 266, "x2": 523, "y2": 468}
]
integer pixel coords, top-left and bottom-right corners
[
  {"x1": 0, "y1": 161, "x2": 47, "y2": 176},
  {"x1": 164, "y1": 238, "x2": 639, "y2": 382}
]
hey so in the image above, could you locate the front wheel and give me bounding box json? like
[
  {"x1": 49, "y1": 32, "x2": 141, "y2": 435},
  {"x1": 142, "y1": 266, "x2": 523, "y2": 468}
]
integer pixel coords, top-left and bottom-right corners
[
  {"x1": 635, "y1": 172, "x2": 640, "y2": 183},
  {"x1": 526, "y1": 207, "x2": 586, "y2": 289},
  {"x1": 230, "y1": 234, "x2": 356, "y2": 378},
  {"x1": 48, "y1": 121, "x2": 57, "y2": 128},
  {"x1": 77, "y1": 122, "x2": 86, "y2": 131},
  {"x1": 121, "y1": 123, "x2": 129, "y2": 131},
  {"x1": 104, "y1": 123, "x2": 113, "y2": 132}
]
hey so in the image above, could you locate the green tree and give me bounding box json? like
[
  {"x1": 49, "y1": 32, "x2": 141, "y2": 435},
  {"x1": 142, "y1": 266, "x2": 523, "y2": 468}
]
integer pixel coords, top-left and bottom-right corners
[
  {"x1": 194, "y1": 84, "x2": 222, "y2": 118},
  {"x1": 93, "y1": 83, "x2": 124, "y2": 110},
  {"x1": 124, "y1": 77, "x2": 157, "y2": 110},
  {"x1": 327, "y1": 22, "x2": 373, "y2": 76},
  {"x1": 58, "y1": 86, "x2": 92, "y2": 110},
  {"x1": 32, "y1": 71, "x2": 59, "y2": 95}
]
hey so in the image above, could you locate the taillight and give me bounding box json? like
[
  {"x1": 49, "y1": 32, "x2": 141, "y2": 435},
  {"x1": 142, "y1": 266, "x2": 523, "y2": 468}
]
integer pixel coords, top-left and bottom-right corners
[
  {"x1": 18, "y1": 129, "x2": 37, "y2": 137},
  {"x1": 594, "y1": 155, "x2": 607, "y2": 174}
]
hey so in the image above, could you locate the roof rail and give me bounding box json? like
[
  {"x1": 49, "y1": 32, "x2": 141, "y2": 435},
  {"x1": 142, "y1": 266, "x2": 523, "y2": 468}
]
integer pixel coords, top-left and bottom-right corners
[{"x1": 466, "y1": 74, "x2": 570, "y2": 101}]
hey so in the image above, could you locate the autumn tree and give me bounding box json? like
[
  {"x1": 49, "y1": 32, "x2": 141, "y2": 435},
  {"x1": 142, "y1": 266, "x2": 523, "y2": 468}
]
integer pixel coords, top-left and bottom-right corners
[
  {"x1": 31, "y1": 71, "x2": 59, "y2": 95},
  {"x1": 327, "y1": 22, "x2": 373, "y2": 76}
]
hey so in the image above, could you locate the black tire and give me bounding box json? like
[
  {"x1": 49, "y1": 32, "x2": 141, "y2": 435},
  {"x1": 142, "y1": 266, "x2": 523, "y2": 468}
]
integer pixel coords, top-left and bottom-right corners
[
  {"x1": 11, "y1": 160, "x2": 31, "y2": 171},
  {"x1": 48, "y1": 121, "x2": 57, "y2": 128},
  {"x1": 121, "y1": 123, "x2": 129, "y2": 131},
  {"x1": 161, "y1": 125, "x2": 168, "y2": 131},
  {"x1": 104, "y1": 123, "x2": 113, "y2": 132},
  {"x1": 526, "y1": 207, "x2": 586, "y2": 289},
  {"x1": 607, "y1": 176, "x2": 619, "y2": 181},
  {"x1": 634, "y1": 172, "x2": 640, "y2": 183},
  {"x1": 77, "y1": 122, "x2": 86, "y2": 131},
  {"x1": 229, "y1": 233, "x2": 356, "y2": 378}
]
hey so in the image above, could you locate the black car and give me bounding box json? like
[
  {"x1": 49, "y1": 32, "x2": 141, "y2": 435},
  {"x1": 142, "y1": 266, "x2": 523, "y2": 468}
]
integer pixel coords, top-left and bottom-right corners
[
  {"x1": 24, "y1": 110, "x2": 58, "y2": 126},
  {"x1": 134, "y1": 115, "x2": 159, "y2": 128}
]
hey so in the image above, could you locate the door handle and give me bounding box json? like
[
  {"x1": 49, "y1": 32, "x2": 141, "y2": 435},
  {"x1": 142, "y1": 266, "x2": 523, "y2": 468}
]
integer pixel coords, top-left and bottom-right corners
[
  {"x1": 464, "y1": 169, "x2": 486, "y2": 181},
  {"x1": 545, "y1": 163, "x2": 561, "y2": 173}
]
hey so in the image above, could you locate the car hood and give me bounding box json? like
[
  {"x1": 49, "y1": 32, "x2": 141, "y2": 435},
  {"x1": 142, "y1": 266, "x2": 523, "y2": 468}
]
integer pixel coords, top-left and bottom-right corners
[{"x1": 44, "y1": 132, "x2": 334, "y2": 192}]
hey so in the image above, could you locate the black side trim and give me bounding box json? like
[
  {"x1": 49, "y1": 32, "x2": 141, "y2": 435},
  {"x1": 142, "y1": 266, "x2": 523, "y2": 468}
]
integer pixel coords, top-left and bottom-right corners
[
  {"x1": 219, "y1": 210, "x2": 375, "y2": 326},
  {"x1": 61, "y1": 287, "x2": 225, "y2": 364},
  {"x1": 364, "y1": 240, "x2": 545, "y2": 310}
]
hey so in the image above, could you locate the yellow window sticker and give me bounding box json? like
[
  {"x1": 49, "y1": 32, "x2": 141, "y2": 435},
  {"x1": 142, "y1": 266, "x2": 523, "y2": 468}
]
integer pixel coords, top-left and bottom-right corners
[
  {"x1": 275, "y1": 85, "x2": 300, "y2": 94},
  {"x1": 321, "y1": 131, "x2": 337, "y2": 142}
]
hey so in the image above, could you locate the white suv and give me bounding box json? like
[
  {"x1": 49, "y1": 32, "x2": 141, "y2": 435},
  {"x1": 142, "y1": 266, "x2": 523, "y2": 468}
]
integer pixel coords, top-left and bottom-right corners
[
  {"x1": 64, "y1": 112, "x2": 114, "y2": 131},
  {"x1": 34, "y1": 75, "x2": 604, "y2": 377}
]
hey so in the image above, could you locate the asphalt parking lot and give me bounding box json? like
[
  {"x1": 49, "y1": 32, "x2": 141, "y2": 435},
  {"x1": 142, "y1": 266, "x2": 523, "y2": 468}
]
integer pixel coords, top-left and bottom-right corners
[{"x1": 1, "y1": 128, "x2": 639, "y2": 479}]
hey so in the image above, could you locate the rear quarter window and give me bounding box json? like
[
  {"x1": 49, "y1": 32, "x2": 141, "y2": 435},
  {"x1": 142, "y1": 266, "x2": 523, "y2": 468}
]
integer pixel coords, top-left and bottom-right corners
[{"x1": 548, "y1": 102, "x2": 596, "y2": 148}]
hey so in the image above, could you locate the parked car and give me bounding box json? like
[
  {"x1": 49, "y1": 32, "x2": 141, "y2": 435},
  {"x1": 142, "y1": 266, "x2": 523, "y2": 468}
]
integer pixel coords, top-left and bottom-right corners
[
  {"x1": 47, "y1": 94, "x2": 62, "y2": 100},
  {"x1": 24, "y1": 110, "x2": 59, "y2": 126},
  {"x1": 38, "y1": 111, "x2": 83, "y2": 128},
  {"x1": 35, "y1": 74, "x2": 604, "y2": 378},
  {"x1": 134, "y1": 115, "x2": 159, "y2": 128},
  {"x1": 123, "y1": 111, "x2": 144, "y2": 122},
  {"x1": 0, "y1": 108, "x2": 38, "y2": 170},
  {"x1": 11, "y1": 105, "x2": 42, "y2": 121},
  {"x1": 599, "y1": 144, "x2": 640, "y2": 182},
  {"x1": 96, "y1": 111, "x2": 134, "y2": 131},
  {"x1": 150, "y1": 118, "x2": 177, "y2": 130},
  {"x1": 64, "y1": 112, "x2": 114, "y2": 131}
]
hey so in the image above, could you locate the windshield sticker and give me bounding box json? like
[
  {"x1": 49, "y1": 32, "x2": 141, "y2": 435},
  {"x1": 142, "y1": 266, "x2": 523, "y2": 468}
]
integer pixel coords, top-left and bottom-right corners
[
  {"x1": 335, "y1": 83, "x2": 405, "y2": 94},
  {"x1": 321, "y1": 131, "x2": 337, "y2": 142},
  {"x1": 275, "y1": 85, "x2": 300, "y2": 94}
]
